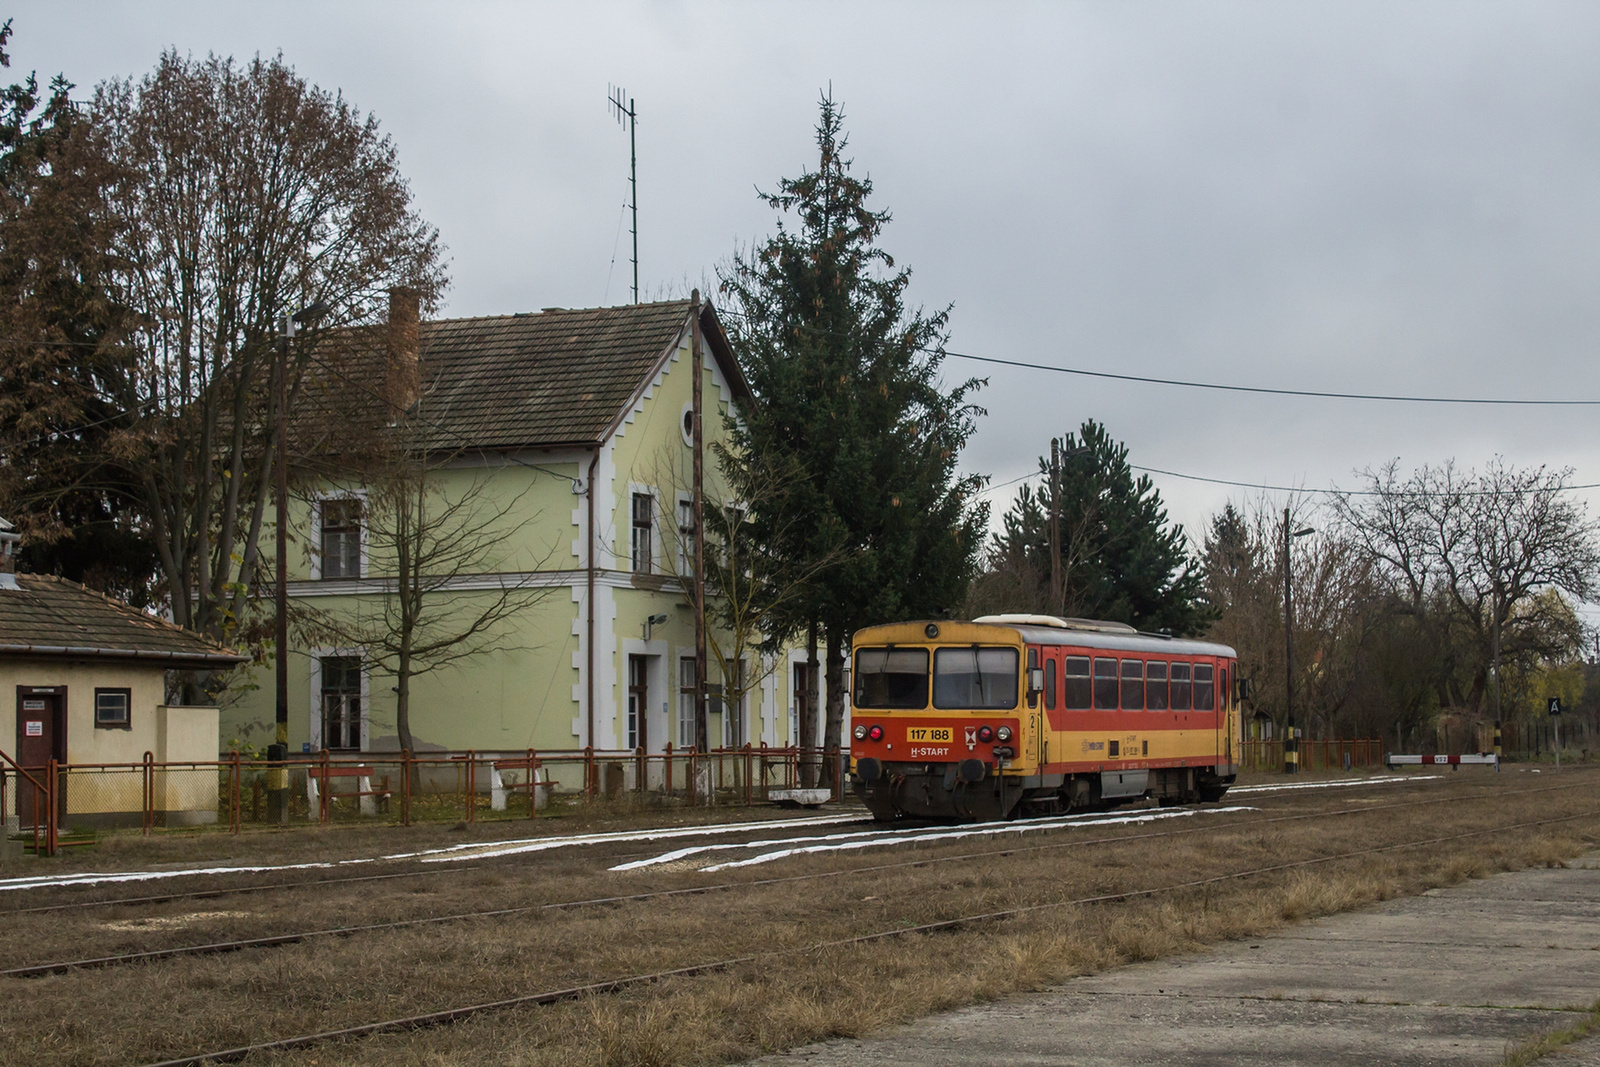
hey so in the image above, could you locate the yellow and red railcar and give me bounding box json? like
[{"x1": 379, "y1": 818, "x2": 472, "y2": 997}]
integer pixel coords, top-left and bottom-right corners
[{"x1": 849, "y1": 615, "x2": 1241, "y2": 821}]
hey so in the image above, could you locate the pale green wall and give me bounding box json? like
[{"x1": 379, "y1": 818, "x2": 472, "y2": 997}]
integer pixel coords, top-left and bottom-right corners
[{"x1": 223, "y1": 327, "x2": 821, "y2": 757}]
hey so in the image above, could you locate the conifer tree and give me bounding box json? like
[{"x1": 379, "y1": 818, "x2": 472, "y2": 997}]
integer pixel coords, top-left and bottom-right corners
[
  {"x1": 719, "y1": 91, "x2": 987, "y2": 776},
  {"x1": 969, "y1": 421, "x2": 1209, "y2": 636}
]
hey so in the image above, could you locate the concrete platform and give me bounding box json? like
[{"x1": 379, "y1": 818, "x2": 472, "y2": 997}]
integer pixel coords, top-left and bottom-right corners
[{"x1": 749, "y1": 853, "x2": 1600, "y2": 1066}]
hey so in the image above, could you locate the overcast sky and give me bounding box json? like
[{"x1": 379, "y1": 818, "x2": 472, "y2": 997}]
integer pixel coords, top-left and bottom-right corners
[{"x1": 21, "y1": 2, "x2": 1600, "y2": 548}]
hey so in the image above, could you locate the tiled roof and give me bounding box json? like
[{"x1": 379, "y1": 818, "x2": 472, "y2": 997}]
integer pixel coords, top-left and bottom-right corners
[
  {"x1": 0, "y1": 575, "x2": 248, "y2": 667},
  {"x1": 306, "y1": 300, "x2": 748, "y2": 451}
]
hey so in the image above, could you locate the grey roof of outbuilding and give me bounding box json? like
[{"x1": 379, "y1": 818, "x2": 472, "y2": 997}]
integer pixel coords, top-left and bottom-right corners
[
  {"x1": 0, "y1": 575, "x2": 248, "y2": 668},
  {"x1": 312, "y1": 300, "x2": 750, "y2": 452}
]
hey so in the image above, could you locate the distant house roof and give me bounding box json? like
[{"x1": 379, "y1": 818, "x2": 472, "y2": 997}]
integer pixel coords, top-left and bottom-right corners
[
  {"x1": 310, "y1": 299, "x2": 750, "y2": 453},
  {"x1": 0, "y1": 575, "x2": 249, "y2": 669}
]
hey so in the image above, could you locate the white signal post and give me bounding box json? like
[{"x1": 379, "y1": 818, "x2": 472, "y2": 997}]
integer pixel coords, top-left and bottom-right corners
[{"x1": 1549, "y1": 696, "x2": 1563, "y2": 772}]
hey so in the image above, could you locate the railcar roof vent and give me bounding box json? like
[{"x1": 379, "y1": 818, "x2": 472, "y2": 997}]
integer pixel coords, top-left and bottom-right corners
[{"x1": 972, "y1": 614, "x2": 1137, "y2": 634}]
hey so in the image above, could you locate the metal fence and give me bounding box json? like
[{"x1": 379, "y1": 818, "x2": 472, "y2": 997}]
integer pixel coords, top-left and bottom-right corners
[
  {"x1": 1239, "y1": 739, "x2": 1385, "y2": 773},
  {"x1": 2, "y1": 743, "x2": 854, "y2": 854}
]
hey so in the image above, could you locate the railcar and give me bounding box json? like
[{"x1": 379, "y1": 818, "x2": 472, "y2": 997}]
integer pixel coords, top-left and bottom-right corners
[{"x1": 849, "y1": 615, "x2": 1241, "y2": 821}]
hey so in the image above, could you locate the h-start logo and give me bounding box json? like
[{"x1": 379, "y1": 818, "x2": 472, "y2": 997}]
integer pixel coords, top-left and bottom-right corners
[{"x1": 964, "y1": 727, "x2": 978, "y2": 751}]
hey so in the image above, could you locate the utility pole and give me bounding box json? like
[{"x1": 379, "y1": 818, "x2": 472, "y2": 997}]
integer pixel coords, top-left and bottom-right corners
[
  {"x1": 1491, "y1": 582, "x2": 1503, "y2": 763},
  {"x1": 609, "y1": 86, "x2": 639, "y2": 304},
  {"x1": 270, "y1": 317, "x2": 292, "y2": 822},
  {"x1": 690, "y1": 291, "x2": 707, "y2": 761},
  {"x1": 270, "y1": 303, "x2": 328, "y2": 822},
  {"x1": 1049, "y1": 438, "x2": 1061, "y2": 615},
  {"x1": 1282, "y1": 508, "x2": 1314, "y2": 774}
]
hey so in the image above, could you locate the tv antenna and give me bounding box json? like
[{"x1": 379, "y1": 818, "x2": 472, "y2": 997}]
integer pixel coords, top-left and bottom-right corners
[{"x1": 608, "y1": 85, "x2": 638, "y2": 304}]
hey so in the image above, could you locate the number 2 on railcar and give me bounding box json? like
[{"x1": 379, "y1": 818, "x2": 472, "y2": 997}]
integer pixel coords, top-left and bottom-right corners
[{"x1": 849, "y1": 615, "x2": 1241, "y2": 822}]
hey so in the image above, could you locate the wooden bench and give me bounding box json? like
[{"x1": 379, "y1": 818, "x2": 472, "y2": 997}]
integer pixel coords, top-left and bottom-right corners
[
  {"x1": 490, "y1": 756, "x2": 553, "y2": 812},
  {"x1": 306, "y1": 765, "x2": 390, "y2": 818}
]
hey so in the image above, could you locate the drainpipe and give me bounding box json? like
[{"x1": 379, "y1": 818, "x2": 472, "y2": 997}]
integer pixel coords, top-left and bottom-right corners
[{"x1": 587, "y1": 450, "x2": 599, "y2": 750}]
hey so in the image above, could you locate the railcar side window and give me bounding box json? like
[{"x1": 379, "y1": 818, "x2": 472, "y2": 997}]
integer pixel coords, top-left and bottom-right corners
[
  {"x1": 1170, "y1": 662, "x2": 1192, "y2": 710},
  {"x1": 933, "y1": 647, "x2": 1019, "y2": 709},
  {"x1": 1146, "y1": 661, "x2": 1168, "y2": 710},
  {"x1": 1045, "y1": 658, "x2": 1057, "y2": 710},
  {"x1": 1120, "y1": 660, "x2": 1144, "y2": 710},
  {"x1": 853, "y1": 647, "x2": 929, "y2": 709},
  {"x1": 1093, "y1": 658, "x2": 1119, "y2": 710},
  {"x1": 1194, "y1": 664, "x2": 1215, "y2": 710},
  {"x1": 1064, "y1": 657, "x2": 1091, "y2": 709}
]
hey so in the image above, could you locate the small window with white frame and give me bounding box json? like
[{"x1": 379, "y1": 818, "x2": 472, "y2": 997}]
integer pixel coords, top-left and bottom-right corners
[
  {"x1": 94, "y1": 688, "x2": 131, "y2": 729},
  {"x1": 678, "y1": 656, "x2": 697, "y2": 748},
  {"x1": 677, "y1": 496, "x2": 695, "y2": 575},
  {"x1": 320, "y1": 498, "x2": 362, "y2": 579},
  {"x1": 631, "y1": 492, "x2": 654, "y2": 573}
]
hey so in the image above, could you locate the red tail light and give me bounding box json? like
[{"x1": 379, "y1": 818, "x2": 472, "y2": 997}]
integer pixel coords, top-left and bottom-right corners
[
  {"x1": 867, "y1": 724, "x2": 884, "y2": 742},
  {"x1": 977, "y1": 725, "x2": 994, "y2": 743}
]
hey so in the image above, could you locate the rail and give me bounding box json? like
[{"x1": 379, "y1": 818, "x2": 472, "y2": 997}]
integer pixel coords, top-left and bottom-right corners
[
  {"x1": 3, "y1": 743, "x2": 855, "y2": 840},
  {"x1": 0, "y1": 745, "x2": 56, "y2": 856}
]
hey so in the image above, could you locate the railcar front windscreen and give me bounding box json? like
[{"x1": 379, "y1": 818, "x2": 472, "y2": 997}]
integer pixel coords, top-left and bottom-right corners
[
  {"x1": 933, "y1": 647, "x2": 1019, "y2": 709},
  {"x1": 853, "y1": 647, "x2": 930, "y2": 708}
]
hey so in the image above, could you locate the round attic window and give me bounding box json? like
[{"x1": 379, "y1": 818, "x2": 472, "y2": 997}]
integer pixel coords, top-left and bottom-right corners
[{"x1": 681, "y1": 404, "x2": 695, "y2": 446}]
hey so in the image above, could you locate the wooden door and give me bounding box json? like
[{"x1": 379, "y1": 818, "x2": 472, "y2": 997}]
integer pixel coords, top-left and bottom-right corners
[
  {"x1": 627, "y1": 655, "x2": 648, "y2": 752},
  {"x1": 16, "y1": 687, "x2": 65, "y2": 828}
]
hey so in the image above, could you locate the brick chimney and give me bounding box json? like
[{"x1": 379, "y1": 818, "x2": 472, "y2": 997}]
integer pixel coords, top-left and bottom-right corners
[{"x1": 385, "y1": 286, "x2": 421, "y2": 417}]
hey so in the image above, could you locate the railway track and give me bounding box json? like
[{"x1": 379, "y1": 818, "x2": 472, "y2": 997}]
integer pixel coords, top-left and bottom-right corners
[
  {"x1": 7, "y1": 778, "x2": 1588, "y2": 981},
  {"x1": 0, "y1": 865, "x2": 485, "y2": 917},
  {"x1": 137, "y1": 803, "x2": 1600, "y2": 1067}
]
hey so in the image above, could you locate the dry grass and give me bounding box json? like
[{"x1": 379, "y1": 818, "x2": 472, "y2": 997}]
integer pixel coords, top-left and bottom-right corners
[{"x1": 0, "y1": 770, "x2": 1595, "y2": 1066}]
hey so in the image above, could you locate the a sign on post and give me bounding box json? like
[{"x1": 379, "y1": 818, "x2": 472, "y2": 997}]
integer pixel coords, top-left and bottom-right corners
[{"x1": 1549, "y1": 697, "x2": 1563, "y2": 716}]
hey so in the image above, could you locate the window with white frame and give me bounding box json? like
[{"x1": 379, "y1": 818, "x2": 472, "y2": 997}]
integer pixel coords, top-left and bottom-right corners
[
  {"x1": 722, "y1": 659, "x2": 747, "y2": 748},
  {"x1": 320, "y1": 498, "x2": 362, "y2": 579},
  {"x1": 677, "y1": 656, "x2": 697, "y2": 748},
  {"x1": 320, "y1": 656, "x2": 363, "y2": 750},
  {"x1": 631, "y1": 492, "x2": 654, "y2": 573}
]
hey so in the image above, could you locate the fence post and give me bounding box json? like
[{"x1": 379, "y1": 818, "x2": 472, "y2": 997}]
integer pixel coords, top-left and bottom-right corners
[
  {"x1": 688, "y1": 747, "x2": 698, "y2": 805},
  {"x1": 744, "y1": 744, "x2": 753, "y2": 806},
  {"x1": 584, "y1": 746, "x2": 595, "y2": 799},
  {"x1": 142, "y1": 750, "x2": 155, "y2": 835},
  {"x1": 527, "y1": 748, "x2": 538, "y2": 819},
  {"x1": 46, "y1": 759, "x2": 58, "y2": 857},
  {"x1": 466, "y1": 751, "x2": 477, "y2": 823},
  {"x1": 401, "y1": 749, "x2": 412, "y2": 826},
  {"x1": 228, "y1": 752, "x2": 239, "y2": 834},
  {"x1": 319, "y1": 749, "x2": 331, "y2": 824},
  {"x1": 665, "y1": 741, "x2": 674, "y2": 797}
]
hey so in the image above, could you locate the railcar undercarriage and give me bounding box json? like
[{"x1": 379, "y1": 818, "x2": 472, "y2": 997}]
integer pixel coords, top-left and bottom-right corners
[{"x1": 853, "y1": 757, "x2": 1235, "y2": 822}]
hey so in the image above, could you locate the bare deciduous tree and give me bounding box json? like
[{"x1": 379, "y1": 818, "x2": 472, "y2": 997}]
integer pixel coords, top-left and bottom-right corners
[
  {"x1": 1336, "y1": 458, "x2": 1598, "y2": 718},
  {"x1": 294, "y1": 411, "x2": 553, "y2": 758},
  {"x1": 89, "y1": 51, "x2": 444, "y2": 668}
]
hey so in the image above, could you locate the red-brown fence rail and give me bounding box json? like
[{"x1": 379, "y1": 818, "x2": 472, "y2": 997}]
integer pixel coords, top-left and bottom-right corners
[
  {"x1": 1, "y1": 744, "x2": 855, "y2": 852},
  {"x1": 1238, "y1": 739, "x2": 1385, "y2": 773}
]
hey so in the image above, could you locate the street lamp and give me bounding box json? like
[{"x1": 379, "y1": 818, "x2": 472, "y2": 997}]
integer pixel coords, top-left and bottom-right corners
[
  {"x1": 270, "y1": 301, "x2": 331, "y2": 822},
  {"x1": 1283, "y1": 508, "x2": 1314, "y2": 775}
]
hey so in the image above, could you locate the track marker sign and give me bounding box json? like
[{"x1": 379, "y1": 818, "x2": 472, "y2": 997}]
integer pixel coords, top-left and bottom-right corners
[{"x1": 1548, "y1": 697, "x2": 1563, "y2": 716}]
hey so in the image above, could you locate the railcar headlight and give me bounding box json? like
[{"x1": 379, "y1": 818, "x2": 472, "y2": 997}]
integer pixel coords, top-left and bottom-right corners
[
  {"x1": 977, "y1": 725, "x2": 994, "y2": 743},
  {"x1": 996, "y1": 726, "x2": 1013, "y2": 742},
  {"x1": 853, "y1": 724, "x2": 867, "y2": 741},
  {"x1": 867, "y1": 724, "x2": 884, "y2": 742}
]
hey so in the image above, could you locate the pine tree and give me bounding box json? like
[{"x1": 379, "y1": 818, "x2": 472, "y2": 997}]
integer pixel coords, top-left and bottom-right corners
[
  {"x1": 719, "y1": 91, "x2": 988, "y2": 777},
  {"x1": 971, "y1": 421, "x2": 1209, "y2": 636}
]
